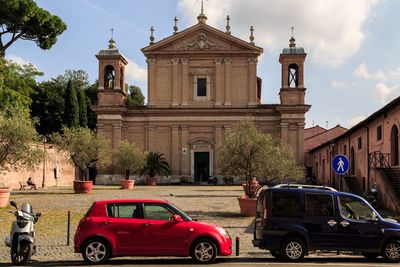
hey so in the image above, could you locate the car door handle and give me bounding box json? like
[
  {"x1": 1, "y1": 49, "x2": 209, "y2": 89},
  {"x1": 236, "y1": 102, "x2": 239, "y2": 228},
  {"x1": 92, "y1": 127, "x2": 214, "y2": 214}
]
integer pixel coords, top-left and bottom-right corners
[
  {"x1": 327, "y1": 220, "x2": 337, "y2": 226},
  {"x1": 144, "y1": 222, "x2": 153, "y2": 226},
  {"x1": 103, "y1": 220, "x2": 112, "y2": 225},
  {"x1": 340, "y1": 220, "x2": 350, "y2": 227}
]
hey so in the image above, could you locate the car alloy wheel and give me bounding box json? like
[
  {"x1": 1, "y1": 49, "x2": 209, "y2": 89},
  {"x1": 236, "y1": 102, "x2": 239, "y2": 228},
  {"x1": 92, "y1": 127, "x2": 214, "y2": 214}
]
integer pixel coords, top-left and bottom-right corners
[
  {"x1": 191, "y1": 238, "x2": 218, "y2": 264},
  {"x1": 280, "y1": 237, "x2": 306, "y2": 261},
  {"x1": 82, "y1": 239, "x2": 110, "y2": 264},
  {"x1": 383, "y1": 240, "x2": 400, "y2": 262}
]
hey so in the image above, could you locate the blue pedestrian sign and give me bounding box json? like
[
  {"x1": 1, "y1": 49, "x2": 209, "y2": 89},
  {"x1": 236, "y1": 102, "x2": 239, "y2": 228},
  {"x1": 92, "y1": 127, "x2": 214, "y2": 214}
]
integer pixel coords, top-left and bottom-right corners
[{"x1": 332, "y1": 154, "x2": 349, "y2": 175}]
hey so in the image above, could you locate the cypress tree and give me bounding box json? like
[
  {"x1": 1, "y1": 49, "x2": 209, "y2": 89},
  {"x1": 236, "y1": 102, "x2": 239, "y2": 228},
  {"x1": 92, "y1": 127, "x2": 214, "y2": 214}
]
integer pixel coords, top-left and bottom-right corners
[
  {"x1": 64, "y1": 80, "x2": 79, "y2": 128},
  {"x1": 78, "y1": 90, "x2": 88, "y2": 127}
]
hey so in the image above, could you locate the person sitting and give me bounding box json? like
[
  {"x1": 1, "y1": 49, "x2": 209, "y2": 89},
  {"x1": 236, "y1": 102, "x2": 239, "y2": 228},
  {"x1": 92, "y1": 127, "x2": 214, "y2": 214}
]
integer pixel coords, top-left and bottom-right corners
[{"x1": 27, "y1": 177, "x2": 37, "y2": 190}]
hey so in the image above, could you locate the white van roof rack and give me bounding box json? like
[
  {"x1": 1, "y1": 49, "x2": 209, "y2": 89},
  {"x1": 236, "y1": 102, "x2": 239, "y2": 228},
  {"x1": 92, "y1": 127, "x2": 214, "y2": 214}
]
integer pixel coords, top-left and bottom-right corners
[{"x1": 273, "y1": 184, "x2": 337, "y2": 192}]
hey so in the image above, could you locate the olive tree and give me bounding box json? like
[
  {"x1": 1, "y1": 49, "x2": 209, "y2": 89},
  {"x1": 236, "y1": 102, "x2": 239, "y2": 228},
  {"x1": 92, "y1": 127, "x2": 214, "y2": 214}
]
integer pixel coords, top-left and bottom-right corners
[
  {"x1": 218, "y1": 120, "x2": 304, "y2": 198},
  {"x1": 51, "y1": 127, "x2": 110, "y2": 180},
  {"x1": 114, "y1": 140, "x2": 145, "y2": 180},
  {"x1": 0, "y1": 108, "x2": 44, "y2": 175}
]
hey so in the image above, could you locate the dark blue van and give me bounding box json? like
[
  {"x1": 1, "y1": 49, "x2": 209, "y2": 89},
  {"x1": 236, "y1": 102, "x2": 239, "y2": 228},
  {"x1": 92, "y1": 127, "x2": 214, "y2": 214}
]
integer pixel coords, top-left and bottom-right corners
[{"x1": 253, "y1": 184, "x2": 400, "y2": 262}]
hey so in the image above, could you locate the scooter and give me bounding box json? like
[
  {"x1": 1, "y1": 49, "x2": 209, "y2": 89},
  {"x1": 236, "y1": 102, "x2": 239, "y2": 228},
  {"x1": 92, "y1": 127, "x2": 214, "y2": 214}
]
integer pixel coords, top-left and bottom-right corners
[
  {"x1": 4, "y1": 201, "x2": 41, "y2": 265},
  {"x1": 366, "y1": 184, "x2": 379, "y2": 208}
]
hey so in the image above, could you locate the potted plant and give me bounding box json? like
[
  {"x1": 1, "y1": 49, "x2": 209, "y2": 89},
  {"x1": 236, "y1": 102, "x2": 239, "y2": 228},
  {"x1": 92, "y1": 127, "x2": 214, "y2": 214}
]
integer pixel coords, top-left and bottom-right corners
[
  {"x1": 115, "y1": 140, "x2": 145, "y2": 189},
  {"x1": 51, "y1": 127, "x2": 111, "y2": 193},
  {"x1": 218, "y1": 120, "x2": 304, "y2": 216},
  {"x1": 140, "y1": 152, "x2": 171, "y2": 186},
  {"x1": 0, "y1": 108, "x2": 44, "y2": 206}
]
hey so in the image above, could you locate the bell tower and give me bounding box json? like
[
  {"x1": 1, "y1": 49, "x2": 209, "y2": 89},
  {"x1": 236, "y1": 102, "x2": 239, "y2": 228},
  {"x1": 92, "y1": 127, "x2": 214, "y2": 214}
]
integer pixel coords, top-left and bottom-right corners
[
  {"x1": 96, "y1": 38, "x2": 128, "y2": 107},
  {"x1": 279, "y1": 35, "x2": 307, "y2": 105}
]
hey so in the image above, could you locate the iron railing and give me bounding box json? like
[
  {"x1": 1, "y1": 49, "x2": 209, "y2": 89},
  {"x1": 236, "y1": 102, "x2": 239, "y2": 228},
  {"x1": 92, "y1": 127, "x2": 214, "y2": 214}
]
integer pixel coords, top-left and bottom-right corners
[{"x1": 368, "y1": 151, "x2": 391, "y2": 169}]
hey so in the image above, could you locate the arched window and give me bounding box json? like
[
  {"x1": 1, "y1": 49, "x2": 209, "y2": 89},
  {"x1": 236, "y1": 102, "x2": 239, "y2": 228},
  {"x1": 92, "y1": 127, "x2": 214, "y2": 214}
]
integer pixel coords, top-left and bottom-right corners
[
  {"x1": 350, "y1": 147, "x2": 355, "y2": 175},
  {"x1": 391, "y1": 125, "x2": 399, "y2": 166},
  {"x1": 104, "y1": 65, "x2": 115, "y2": 90},
  {"x1": 288, "y1": 63, "x2": 298, "y2": 88},
  {"x1": 120, "y1": 67, "x2": 124, "y2": 91}
]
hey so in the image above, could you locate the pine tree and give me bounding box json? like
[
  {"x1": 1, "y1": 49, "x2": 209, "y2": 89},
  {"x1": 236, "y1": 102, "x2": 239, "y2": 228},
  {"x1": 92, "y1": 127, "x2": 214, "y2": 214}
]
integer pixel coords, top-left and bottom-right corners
[
  {"x1": 78, "y1": 90, "x2": 88, "y2": 127},
  {"x1": 64, "y1": 80, "x2": 79, "y2": 128}
]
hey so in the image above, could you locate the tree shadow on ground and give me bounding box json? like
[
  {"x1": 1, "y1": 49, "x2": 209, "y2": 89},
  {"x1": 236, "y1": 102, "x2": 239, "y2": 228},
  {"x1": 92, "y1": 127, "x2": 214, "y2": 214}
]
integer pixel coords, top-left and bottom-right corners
[{"x1": 171, "y1": 194, "x2": 238, "y2": 198}]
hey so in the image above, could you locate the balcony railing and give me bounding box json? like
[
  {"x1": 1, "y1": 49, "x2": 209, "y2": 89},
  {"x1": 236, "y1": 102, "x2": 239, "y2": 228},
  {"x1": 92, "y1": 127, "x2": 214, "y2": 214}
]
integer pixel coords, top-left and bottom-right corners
[{"x1": 368, "y1": 151, "x2": 391, "y2": 169}]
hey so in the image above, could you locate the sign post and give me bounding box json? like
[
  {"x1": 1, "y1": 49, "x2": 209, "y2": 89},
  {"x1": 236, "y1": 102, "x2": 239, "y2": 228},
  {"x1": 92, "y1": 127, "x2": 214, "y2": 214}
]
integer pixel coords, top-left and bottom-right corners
[{"x1": 332, "y1": 154, "x2": 349, "y2": 191}]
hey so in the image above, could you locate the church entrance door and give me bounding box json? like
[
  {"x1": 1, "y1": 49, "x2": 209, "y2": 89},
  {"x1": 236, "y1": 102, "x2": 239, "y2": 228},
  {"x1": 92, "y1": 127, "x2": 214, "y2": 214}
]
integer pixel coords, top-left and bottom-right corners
[{"x1": 194, "y1": 152, "x2": 210, "y2": 183}]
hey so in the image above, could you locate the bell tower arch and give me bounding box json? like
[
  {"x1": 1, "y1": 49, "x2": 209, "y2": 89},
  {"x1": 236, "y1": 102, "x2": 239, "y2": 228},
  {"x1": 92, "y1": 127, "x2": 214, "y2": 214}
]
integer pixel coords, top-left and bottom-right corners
[
  {"x1": 96, "y1": 38, "x2": 128, "y2": 107},
  {"x1": 279, "y1": 35, "x2": 307, "y2": 105}
]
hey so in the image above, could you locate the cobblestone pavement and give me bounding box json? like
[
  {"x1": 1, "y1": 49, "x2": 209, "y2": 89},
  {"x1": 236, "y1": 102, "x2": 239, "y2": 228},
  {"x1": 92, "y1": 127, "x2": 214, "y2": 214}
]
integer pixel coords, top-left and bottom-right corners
[{"x1": 0, "y1": 185, "x2": 398, "y2": 265}]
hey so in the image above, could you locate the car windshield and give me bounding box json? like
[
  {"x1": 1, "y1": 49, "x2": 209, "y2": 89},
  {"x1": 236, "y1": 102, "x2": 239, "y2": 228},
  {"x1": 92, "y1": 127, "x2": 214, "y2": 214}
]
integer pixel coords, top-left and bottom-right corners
[
  {"x1": 168, "y1": 203, "x2": 192, "y2": 221},
  {"x1": 339, "y1": 195, "x2": 375, "y2": 221}
]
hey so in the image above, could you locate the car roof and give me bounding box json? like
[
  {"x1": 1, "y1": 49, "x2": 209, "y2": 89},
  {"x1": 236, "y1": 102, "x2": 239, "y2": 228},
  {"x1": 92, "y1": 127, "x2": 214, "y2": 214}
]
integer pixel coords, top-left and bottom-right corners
[{"x1": 94, "y1": 199, "x2": 170, "y2": 205}]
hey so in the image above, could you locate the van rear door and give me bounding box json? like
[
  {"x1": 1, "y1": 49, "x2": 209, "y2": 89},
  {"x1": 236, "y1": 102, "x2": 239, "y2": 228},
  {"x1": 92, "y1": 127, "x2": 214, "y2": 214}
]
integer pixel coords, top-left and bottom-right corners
[{"x1": 254, "y1": 190, "x2": 267, "y2": 241}]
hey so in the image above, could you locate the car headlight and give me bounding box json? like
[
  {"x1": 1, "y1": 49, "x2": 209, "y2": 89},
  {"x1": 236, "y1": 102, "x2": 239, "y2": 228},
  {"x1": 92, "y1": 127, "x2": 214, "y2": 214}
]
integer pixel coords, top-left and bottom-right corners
[{"x1": 216, "y1": 227, "x2": 230, "y2": 238}]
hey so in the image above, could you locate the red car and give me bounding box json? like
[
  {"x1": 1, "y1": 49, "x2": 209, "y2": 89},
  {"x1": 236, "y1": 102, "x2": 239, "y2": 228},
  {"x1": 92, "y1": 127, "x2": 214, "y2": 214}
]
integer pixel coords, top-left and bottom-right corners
[{"x1": 74, "y1": 199, "x2": 232, "y2": 264}]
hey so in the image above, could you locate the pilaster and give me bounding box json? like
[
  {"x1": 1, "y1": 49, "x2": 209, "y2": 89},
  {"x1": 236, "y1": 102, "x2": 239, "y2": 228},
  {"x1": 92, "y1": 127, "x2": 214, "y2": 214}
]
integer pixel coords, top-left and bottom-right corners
[
  {"x1": 181, "y1": 126, "x2": 189, "y2": 175},
  {"x1": 215, "y1": 59, "x2": 222, "y2": 107},
  {"x1": 147, "y1": 59, "x2": 156, "y2": 107},
  {"x1": 181, "y1": 59, "x2": 189, "y2": 106},
  {"x1": 224, "y1": 58, "x2": 231, "y2": 106},
  {"x1": 172, "y1": 59, "x2": 179, "y2": 106},
  {"x1": 171, "y1": 126, "x2": 180, "y2": 174},
  {"x1": 247, "y1": 58, "x2": 257, "y2": 107}
]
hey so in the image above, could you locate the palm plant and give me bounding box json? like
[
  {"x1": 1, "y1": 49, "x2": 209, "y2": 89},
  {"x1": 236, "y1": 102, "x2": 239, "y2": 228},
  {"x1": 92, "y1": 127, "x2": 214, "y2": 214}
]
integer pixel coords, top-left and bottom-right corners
[{"x1": 140, "y1": 152, "x2": 171, "y2": 177}]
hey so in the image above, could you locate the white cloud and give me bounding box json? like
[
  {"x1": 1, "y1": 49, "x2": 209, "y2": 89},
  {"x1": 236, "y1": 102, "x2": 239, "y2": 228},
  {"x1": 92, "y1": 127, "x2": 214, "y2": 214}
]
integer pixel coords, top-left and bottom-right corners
[
  {"x1": 177, "y1": 0, "x2": 381, "y2": 67},
  {"x1": 353, "y1": 63, "x2": 386, "y2": 81},
  {"x1": 7, "y1": 54, "x2": 34, "y2": 67},
  {"x1": 373, "y1": 82, "x2": 400, "y2": 104},
  {"x1": 331, "y1": 80, "x2": 347, "y2": 89},
  {"x1": 346, "y1": 115, "x2": 366, "y2": 128},
  {"x1": 125, "y1": 57, "x2": 147, "y2": 83}
]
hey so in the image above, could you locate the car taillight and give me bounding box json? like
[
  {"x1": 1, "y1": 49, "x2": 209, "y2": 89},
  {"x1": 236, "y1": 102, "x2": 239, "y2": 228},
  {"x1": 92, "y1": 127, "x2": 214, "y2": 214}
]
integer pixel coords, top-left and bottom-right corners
[{"x1": 263, "y1": 208, "x2": 267, "y2": 226}]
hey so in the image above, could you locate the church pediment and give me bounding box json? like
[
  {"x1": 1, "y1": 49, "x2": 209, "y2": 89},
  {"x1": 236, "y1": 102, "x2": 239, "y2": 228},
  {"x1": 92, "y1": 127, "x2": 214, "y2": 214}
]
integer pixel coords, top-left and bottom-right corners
[{"x1": 142, "y1": 23, "x2": 263, "y2": 55}]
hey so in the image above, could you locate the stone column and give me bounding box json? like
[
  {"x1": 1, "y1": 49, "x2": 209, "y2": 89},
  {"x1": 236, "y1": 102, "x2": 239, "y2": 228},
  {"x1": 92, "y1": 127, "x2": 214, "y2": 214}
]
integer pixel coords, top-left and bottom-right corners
[
  {"x1": 113, "y1": 123, "x2": 122, "y2": 175},
  {"x1": 248, "y1": 58, "x2": 257, "y2": 107},
  {"x1": 297, "y1": 122, "x2": 305, "y2": 164},
  {"x1": 146, "y1": 59, "x2": 156, "y2": 107},
  {"x1": 171, "y1": 126, "x2": 180, "y2": 175},
  {"x1": 215, "y1": 59, "x2": 222, "y2": 107},
  {"x1": 280, "y1": 122, "x2": 289, "y2": 148},
  {"x1": 214, "y1": 125, "x2": 223, "y2": 175},
  {"x1": 181, "y1": 126, "x2": 189, "y2": 176},
  {"x1": 172, "y1": 59, "x2": 179, "y2": 107},
  {"x1": 224, "y1": 58, "x2": 231, "y2": 106},
  {"x1": 181, "y1": 59, "x2": 189, "y2": 106},
  {"x1": 145, "y1": 126, "x2": 156, "y2": 152}
]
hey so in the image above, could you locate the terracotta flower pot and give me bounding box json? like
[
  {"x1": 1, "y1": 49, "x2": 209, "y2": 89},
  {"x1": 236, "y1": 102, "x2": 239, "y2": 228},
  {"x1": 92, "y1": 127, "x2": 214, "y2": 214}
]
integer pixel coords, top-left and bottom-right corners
[
  {"x1": 120, "y1": 180, "x2": 135, "y2": 189},
  {"x1": 146, "y1": 177, "x2": 157, "y2": 186},
  {"x1": 0, "y1": 188, "x2": 11, "y2": 208},
  {"x1": 73, "y1": 180, "x2": 93, "y2": 194},
  {"x1": 237, "y1": 196, "x2": 257, "y2": 216}
]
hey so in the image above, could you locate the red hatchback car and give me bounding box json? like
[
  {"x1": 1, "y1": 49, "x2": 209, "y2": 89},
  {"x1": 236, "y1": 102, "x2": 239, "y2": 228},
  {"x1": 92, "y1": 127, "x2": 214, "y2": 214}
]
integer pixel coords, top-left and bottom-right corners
[{"x1": 74, "y1": 199, "x2": 232, "y2": 264}]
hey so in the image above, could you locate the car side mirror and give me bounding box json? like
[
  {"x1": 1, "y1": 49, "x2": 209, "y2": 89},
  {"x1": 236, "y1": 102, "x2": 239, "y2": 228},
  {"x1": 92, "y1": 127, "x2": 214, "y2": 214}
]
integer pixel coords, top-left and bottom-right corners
[
  {"x1": 172, "y1": 214, "x2": 183, "y2": 222},
  {"x1": 10, "y1": 201, "x2": 17, "y2": 209}
]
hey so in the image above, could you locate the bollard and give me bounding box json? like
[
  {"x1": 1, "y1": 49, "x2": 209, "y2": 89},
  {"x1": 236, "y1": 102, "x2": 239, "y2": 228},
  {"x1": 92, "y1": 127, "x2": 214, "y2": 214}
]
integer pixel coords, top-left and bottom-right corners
[
  {"x1": 67, "y1": 210, "x2": 71, "y2": 246},
  {"x1": 235, "y1": 237, "x2": 240, "y2": 256}
]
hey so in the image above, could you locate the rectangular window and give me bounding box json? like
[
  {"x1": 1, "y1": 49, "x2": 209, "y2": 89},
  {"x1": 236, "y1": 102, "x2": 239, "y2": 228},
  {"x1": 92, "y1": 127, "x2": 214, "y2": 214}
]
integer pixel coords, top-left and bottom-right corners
[
  {"x1": 377, "y1": 125, "x2": 382, "y2": 141},
  {"x1": 144, "y1": 204, "x2": 174, "y2": 220},
  {"x1": 271, "y1": 192, "x2": 302, "y2": 217},
  {"x1": 358, "y1": 137, "x2": 362, "y2": 150},
  {"x1": 107, "y1": 203, "x2": 139, "y2": 218},
  {"x1": 197, "y1": 78, "x2": 207, "y2": 96},
  {"x1": 343, "y1": 145, "x2": 347, "y2": 155},
  {"x1": 305, "y1": 194, "x2": 334, "y2": 216}
]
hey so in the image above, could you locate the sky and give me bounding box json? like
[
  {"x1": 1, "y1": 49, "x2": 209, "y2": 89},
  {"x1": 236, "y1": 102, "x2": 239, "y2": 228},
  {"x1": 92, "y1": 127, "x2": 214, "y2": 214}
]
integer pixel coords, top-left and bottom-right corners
[{"x1": 5, "y1": 0, "x2": 400, "y2": 129}]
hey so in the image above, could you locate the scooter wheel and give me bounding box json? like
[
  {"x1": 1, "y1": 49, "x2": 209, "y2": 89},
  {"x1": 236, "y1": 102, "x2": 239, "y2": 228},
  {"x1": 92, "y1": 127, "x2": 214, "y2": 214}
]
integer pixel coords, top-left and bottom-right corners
[{"x1": 11, "y1": 240, "x2": 32, "y2": 265}]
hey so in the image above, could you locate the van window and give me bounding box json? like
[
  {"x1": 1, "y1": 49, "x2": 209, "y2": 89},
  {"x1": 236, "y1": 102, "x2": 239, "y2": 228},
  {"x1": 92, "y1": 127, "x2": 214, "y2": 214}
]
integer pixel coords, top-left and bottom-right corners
[
  {"x1": 271, "y1": 192, "x2": 302, "y2": 217},
  {"x1": 306, "y1": 194, "x2": 334, "y2": 216},
  {"x1": 339, "y1": 195, "x2": 374, "y2": 220}
]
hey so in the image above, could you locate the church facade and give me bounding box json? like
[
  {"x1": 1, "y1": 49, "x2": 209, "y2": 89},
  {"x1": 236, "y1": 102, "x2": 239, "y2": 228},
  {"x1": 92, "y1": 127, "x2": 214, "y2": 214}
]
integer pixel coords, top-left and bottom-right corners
[{"x1": 95, "y1": 12, "x2": 310, "y2": 184}]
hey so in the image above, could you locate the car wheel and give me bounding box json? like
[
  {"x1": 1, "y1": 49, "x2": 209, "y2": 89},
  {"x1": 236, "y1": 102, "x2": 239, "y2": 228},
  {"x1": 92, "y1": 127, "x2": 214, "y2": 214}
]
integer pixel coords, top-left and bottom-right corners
[
  {"x1": 82, "y1": 238, "x2": 110, "y2": 265},
  {"x1": 361, "y1": 252, "x2": 379, "y2": 260},
  {"x1": 270, "y1": 249, "x2": 281, "y2": 259},
  {"x1": 280, "y1": 237, "x2": 306, "y2": 262},
  {"x1": 382, "y1": 240, "x2": 400, "y2": 263},
  {"x1": 190, "y1": 238, "x2": 218, "y2": 264}
]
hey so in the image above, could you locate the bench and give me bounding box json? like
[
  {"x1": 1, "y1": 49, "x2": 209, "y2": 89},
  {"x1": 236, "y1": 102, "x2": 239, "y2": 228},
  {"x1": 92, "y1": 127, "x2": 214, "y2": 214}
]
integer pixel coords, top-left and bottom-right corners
[{"x1": 19, "y1": 181, "x2": 37, "y2": 190}]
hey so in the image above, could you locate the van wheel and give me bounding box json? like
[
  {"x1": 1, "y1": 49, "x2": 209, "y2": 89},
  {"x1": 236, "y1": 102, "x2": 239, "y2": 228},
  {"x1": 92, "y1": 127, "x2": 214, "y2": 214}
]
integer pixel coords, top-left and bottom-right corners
[
  {"x1": 270, "y1": 249, "x2": 281, "y2": 259},
  {"x1": 82, "y1": 238, "x2": 110, "y2": 264},
  {"x1": 280, "y1": 237, "x2": 306, "y2": 261},
  {"x1": 190, "y1": 238, "x2": 218, "y2": 264},
  {"x1": 382, "y1": 240, "x2": 400, "y2": 262},
  {"x1": 361, "y1": 252, "x2": 379, "y2": 259}
]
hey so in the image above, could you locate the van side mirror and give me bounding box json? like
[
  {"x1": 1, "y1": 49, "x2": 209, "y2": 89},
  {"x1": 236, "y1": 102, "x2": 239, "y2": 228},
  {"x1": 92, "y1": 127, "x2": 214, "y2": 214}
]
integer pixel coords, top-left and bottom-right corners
[
  {"x1": 172, "y1": 214, "x2": 183, "y2": 222},
  {"x1": 371, "y1": 212, "x2": 378, "y2": 221}
]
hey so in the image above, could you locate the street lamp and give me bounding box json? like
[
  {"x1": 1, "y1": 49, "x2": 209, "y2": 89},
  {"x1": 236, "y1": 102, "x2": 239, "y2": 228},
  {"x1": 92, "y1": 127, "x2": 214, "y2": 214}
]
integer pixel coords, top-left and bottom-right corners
[{"x1": 42, "y1": 137, "x2": 47, "y2": 188}]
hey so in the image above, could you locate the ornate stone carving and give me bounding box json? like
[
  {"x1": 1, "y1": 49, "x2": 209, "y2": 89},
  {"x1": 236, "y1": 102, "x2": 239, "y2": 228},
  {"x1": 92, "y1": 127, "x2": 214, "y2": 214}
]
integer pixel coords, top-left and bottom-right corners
[
  {"x1": 177, "y1": 32, "x2": 226, "y2": 51},
  {"x1": 190, "y1": 67, "x2": 213, "y2": 75}
]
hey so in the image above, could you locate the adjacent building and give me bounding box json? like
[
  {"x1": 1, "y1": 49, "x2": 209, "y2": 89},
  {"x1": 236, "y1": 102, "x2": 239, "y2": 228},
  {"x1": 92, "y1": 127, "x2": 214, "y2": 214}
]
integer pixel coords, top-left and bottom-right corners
[{"x1": 95, "y1": 11, "x2": 310, "y2": 184}]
